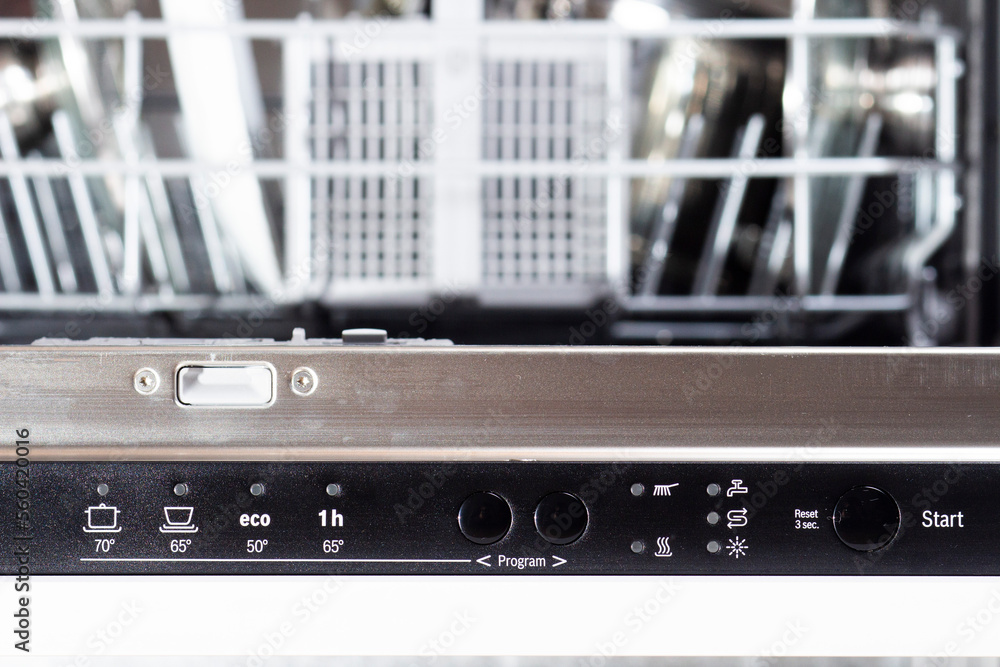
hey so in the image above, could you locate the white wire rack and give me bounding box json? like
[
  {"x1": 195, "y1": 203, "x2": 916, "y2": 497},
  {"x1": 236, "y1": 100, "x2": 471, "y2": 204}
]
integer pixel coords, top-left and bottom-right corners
[{"x1": 0, "y1": 0, "x2": 963, "y2": 331}]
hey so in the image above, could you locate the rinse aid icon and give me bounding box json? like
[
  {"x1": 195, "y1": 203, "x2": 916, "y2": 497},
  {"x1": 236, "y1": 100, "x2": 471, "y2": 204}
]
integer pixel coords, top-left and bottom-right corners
[{"x1": 159, "y1": 506, "x2": 199, "y2": 534}]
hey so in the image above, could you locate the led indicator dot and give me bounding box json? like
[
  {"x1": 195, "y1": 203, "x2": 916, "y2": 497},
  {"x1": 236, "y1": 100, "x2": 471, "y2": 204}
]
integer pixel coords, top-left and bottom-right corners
[
  {"x1": 707, "y1": 483, "x2": 721, "y2": 497},
  {"x1": 250, "y1": 483, "x2": 266, "y2": 497},
  {"x1": 97, "y1": 483, "x2": 109, "y2": 496},
  {"x1": 707, "y1": 540, "x2": 721, "y2": 554},
  {"x1": 173, "y1": 483, "x2": 189, "y2": 497},
  {"x1": 707, "y1": 511, "x2": 721, "y2": 525},
  {"x1": 326, "y1": 483, "x2": 343, "y2": 497},
  {"x1": 630, "y1": 540, "x2": 645, "y2": 554},
  {"x1": 630, "y1": 483, "x2": 645, "y2": 497}
]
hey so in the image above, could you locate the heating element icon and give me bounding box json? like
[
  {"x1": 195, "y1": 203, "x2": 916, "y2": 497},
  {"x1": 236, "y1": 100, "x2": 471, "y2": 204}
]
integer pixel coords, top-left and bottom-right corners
[{"x1": 654, "y1": 536, "x2": 673, "y2": 557}]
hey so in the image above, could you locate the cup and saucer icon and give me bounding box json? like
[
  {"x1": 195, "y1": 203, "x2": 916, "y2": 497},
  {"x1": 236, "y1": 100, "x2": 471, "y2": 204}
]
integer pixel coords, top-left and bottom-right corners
[{"x1": 159, "y1": 506, "x2": 199, "y2": 534}]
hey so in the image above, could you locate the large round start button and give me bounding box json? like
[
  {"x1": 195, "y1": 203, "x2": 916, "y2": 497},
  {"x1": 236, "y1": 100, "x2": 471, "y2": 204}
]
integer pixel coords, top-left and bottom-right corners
[
  {"x1": 833, "y1": 486, "x2": 901, "y2": 551},
  {"x1": 458, "y1": 492, "x2": 512, "y2": 545}
]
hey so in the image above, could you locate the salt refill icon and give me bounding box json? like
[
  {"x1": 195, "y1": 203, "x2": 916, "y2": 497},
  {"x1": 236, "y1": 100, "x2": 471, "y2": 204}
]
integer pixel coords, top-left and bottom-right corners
[{"x1": 159, "y1": 507, "x2": 199, "y2": 534}]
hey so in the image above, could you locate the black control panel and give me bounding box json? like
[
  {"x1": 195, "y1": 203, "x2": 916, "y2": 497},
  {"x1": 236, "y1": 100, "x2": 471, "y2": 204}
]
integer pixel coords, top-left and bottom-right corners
[{"x1": 2, "y1": 461, "x2": 993, "y2": 575}]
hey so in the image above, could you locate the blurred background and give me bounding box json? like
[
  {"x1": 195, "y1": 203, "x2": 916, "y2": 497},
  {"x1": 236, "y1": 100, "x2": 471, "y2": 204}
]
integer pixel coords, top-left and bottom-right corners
[{"x1": 0, "y1": 0, "x2": 992, "y2": 346}]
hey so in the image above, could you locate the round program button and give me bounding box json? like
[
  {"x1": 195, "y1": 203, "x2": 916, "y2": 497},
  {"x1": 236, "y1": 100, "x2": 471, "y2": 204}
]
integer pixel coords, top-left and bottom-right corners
[
  {"x1": 534, "y1": 492, "x2": 589, "y2": 545},
  {"x1": 458, "y1": 492, "x2": 512, "y2": 545}
]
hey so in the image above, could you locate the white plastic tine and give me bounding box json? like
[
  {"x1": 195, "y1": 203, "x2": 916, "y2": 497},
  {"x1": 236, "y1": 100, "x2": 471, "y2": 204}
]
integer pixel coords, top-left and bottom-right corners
[
  {"x1": 140, "y1": 127, "x2": 191, "y2": 293},
  {"x1": 0, "y1": 112, "x2": 56, "y2": 295},
  {"x1": 763, "y1": 219, "x2": 794, "y2": 298},
  {"x1": 0, "y1": 202, "x2": 22, "y2": 292},
  {"x1": 28, "y1": 151, "x2": 78, "y2": 293},
  {"x1": 189, "y1": 173, "x2": 235, "y2": 294},
  {"x1": 51, "y1": 111, "x2": 116, "y2": 296},
  {"x1": 748, "y1": 179, "x2": 788, "y2": 296},
  {"x1": 137, "y1": 186, "x2": 173, "y2": 295},
  {"x1": 221, "y1": 226, "x2": 248, "y2": 295}
]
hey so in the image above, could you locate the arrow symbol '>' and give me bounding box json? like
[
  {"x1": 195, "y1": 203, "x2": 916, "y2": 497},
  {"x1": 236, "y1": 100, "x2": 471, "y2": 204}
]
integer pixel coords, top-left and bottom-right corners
[
  {"x1": 552, "y1": 556, "x2": 567, "y2": 568},
  {"x1": 477, "y1": 555, "x2": 492, "y2": 567}
]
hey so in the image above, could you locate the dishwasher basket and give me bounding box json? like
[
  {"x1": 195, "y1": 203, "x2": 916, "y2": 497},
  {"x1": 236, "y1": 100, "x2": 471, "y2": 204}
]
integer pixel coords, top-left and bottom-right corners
[{"x1": 0, "y1": 0, "x2": 973, "y2": 344}]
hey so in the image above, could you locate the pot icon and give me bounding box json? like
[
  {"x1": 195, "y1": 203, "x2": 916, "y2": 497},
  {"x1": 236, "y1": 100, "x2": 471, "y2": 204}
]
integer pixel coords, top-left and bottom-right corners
[{"x1": 83, "y1": 503, "x2": 122, "y2": 533}]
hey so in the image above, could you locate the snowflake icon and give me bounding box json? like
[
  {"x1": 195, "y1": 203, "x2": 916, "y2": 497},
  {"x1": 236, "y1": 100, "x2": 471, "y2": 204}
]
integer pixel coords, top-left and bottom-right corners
[{"x1": 726, "y1": 536, "x2": 748, "y2": 559}]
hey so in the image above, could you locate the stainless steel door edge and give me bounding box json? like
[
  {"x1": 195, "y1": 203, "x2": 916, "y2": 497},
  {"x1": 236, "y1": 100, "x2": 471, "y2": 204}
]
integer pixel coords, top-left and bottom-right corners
[{"x1": 1, "y1": 345, "x2": 998, "y2": 460}]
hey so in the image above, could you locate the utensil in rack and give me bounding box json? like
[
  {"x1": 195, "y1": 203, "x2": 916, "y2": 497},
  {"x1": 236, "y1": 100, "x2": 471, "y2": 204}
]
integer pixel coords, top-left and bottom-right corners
[
  {"x1": 819, "y1": 112, "x2": 883, "y2": 296},
  {"x1": 160, "y1": 0, "x2": 282, "y2": 294},
  {"x1": 635, "y1": 113, "x2": 703, "y2": 296},
  {"x1": 692, "y1": 114, "x2": 767, "y2": 297}
]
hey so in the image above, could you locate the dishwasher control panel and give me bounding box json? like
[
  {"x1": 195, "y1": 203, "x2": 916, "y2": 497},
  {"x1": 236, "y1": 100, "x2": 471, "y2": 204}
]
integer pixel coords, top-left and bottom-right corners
[{"x1": 2, "y1": 461, "x2": 992, "y2": 575}]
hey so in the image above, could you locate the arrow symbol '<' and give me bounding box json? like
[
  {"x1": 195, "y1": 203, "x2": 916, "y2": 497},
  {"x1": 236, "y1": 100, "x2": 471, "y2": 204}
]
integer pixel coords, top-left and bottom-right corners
[
  {"x1": 477, "y1": 555, "x2": 492, "y2": 567},
  {"x1": 552, "y1": 556, "x2": 567, "y2": 568}
]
